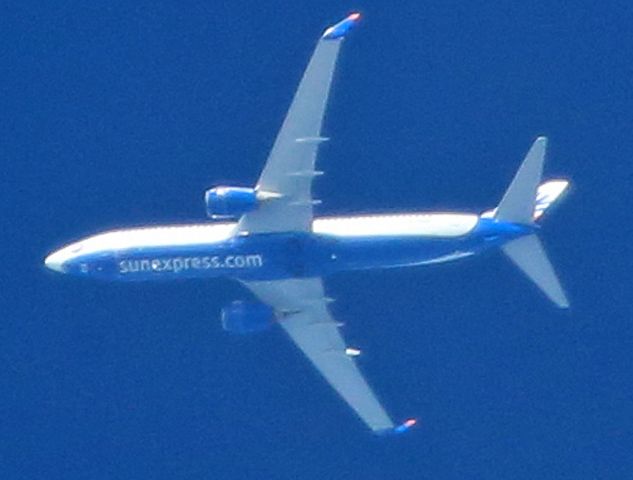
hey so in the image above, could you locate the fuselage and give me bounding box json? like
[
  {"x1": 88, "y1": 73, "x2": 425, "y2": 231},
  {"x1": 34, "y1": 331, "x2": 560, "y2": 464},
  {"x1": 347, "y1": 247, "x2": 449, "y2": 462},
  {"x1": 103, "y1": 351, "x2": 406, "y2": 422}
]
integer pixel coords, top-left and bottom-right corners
[{"x1": 45, "y1": 212, "x2": 532, "y2": 281}]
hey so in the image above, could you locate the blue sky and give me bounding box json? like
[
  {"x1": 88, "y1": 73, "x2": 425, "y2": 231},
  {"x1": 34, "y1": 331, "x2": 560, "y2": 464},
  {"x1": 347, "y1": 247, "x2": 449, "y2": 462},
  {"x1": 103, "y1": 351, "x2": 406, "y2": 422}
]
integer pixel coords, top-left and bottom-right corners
[{"x1": 1, "y1": 1, "x2": 632, "y2": 478}]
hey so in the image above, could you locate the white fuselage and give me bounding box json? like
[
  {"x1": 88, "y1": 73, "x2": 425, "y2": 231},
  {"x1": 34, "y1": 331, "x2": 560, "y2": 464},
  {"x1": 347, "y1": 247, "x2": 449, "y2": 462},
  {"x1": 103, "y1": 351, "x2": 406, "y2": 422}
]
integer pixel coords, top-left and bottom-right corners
[{"x1": 44, "y1": 212, "x2": 495, "y2": 281}]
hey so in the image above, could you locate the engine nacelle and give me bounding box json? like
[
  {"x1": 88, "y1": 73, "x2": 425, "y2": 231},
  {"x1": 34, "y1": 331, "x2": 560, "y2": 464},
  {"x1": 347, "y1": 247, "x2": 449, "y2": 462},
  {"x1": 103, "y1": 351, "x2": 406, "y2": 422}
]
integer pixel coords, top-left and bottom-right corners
[
  {"x1": 205, "y1": 186, "x2": 258, "y2": 219},
  {"x1": 221, "y1": 301, "x2": 275, "y2": 335}
]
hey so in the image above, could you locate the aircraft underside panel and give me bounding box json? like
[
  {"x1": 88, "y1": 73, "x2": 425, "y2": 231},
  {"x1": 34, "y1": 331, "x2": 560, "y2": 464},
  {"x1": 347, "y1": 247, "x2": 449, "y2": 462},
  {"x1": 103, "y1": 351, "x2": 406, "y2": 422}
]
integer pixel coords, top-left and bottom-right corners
[{"x1": 70, "y1": 228, "x2": 488, "y2": 282}]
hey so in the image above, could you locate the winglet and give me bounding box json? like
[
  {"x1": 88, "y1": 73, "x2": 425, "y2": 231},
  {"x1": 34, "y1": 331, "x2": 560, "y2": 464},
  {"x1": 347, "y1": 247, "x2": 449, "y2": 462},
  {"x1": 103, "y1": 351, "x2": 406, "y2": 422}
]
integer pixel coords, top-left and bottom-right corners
[
  {"x1": 394, "y1": 418, "x2": 418, "y2": 434},
  {"x1": 322, "y1": 13, "x2": 361, "y2": 40},
  {"x1": 376, "y1": 418, "x2": 418, "y2": 436}
]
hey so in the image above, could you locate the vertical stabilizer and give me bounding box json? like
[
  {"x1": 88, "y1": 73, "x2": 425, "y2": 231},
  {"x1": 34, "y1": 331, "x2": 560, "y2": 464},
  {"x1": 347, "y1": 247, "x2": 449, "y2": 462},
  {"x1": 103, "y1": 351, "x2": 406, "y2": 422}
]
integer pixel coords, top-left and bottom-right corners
[
  {"x1": 501, "y1": 234, "x2": 569, "y2": 308},
  {"x1": 495, "y1": 137, "x2": 547, "y2": 225}
]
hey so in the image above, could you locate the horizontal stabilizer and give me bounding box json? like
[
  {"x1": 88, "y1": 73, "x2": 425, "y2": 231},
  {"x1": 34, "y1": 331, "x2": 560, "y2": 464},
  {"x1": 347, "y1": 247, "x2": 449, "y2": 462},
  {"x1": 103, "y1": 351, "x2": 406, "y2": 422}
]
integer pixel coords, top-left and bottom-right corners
[
  {"x1": 533, "y1": 179, "x2": 569, "y2": 220},
  {"x1": 502, "y1": 234, "x2": 569, "y2": 308},
  {"x1": 481, "y1": 179, "x2": 569, "y2": 222}
]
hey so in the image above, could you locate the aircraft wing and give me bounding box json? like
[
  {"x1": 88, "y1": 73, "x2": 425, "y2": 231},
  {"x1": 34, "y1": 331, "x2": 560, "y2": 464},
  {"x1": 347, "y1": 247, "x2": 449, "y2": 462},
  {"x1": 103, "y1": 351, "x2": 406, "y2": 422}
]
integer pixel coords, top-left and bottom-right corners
[
  {"x1": 241, "y1": 277, "x2": 396, "y2": 433},
  {"x1": 237, "y1": 14, "x2": 361, "y2": 234}
]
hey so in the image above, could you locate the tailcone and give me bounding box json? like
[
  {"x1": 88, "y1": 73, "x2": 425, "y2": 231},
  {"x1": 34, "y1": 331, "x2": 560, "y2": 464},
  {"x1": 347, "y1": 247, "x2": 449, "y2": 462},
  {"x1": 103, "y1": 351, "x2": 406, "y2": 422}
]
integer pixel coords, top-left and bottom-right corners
[{"x1": 474, "y1": 217, "x2": 537, "y2": 242}]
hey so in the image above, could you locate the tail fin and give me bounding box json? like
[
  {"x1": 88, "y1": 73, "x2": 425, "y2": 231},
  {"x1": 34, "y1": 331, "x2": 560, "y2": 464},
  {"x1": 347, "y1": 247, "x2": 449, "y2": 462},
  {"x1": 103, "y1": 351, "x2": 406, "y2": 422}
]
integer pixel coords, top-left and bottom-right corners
[
  {"x1": 494, "y1": 136, "x2": 547, "y2": 225},
  {"x1": 502, "y1": 234, "x2": 570, "y2": 308},
  {"x1": 490, "y1": 137, "x2": 570, "y2": 308}
]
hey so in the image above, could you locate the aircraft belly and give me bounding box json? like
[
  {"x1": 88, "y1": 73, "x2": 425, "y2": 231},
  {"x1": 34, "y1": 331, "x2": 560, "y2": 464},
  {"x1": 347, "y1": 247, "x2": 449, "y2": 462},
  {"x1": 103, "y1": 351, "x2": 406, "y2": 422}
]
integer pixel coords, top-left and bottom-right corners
[
  {"x1": 81, "y1": 230, "x2": 482, "y2": 282},
  {"x1": 89, "y1": 233, "x2": 321, "y2": 281},
  {"x1": 324, "y1": 235, "x2": 475, "y2": 273},
  {"x1": 108, "y1": 242, "x2": 284, "y2": 281}
]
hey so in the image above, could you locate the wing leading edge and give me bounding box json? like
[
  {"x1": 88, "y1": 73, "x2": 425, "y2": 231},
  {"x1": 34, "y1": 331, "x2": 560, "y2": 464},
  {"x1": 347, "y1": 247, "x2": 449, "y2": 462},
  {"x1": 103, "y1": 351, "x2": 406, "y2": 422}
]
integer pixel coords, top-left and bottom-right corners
[
  {"x1": 237, "y1": 14, "x2": 414, "y2": 435},
  {"x1": 241, "y1": 277, "x2": 396, "y2": 433},
  {"x1": 237, "y1": 13, "x2": 361, "y2": 234}
]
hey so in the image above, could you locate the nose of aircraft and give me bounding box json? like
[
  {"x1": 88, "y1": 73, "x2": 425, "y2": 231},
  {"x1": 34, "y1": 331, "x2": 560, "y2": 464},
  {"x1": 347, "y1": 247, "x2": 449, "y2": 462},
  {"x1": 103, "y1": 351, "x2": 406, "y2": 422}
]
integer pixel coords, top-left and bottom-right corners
[{"x1": 44, "y1": 250, "x2": 66, "y2": 273}]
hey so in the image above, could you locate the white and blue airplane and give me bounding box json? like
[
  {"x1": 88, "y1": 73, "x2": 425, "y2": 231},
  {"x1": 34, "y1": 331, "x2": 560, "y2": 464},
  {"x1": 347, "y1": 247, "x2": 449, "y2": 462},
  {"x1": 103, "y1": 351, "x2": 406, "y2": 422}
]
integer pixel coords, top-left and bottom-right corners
[{"x1": 45, "y1": 13, "x2": 570, "y2": 435}]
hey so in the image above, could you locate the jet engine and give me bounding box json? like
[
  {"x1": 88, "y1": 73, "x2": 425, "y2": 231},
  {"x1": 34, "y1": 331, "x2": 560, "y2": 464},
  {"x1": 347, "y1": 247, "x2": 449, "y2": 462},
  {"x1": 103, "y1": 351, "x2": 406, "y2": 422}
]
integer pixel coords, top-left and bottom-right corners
[
  {"x1": 221, "y1": 301, "x2": 275, "y2": 334},
  {"x1": 205, "y1": 186, "x2": 283, "y2": 219},
  {"x1": 205, "y1": 186, "x2": 258, "y2": 219}
]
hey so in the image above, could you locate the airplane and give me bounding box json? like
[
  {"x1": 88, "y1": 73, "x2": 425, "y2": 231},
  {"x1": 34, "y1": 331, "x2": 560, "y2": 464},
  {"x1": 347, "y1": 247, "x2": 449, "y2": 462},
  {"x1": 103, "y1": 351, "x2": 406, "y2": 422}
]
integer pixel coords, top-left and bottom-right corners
[{"x1": 44, "y1": 12, "x2": 570, "y2": 435}]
